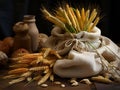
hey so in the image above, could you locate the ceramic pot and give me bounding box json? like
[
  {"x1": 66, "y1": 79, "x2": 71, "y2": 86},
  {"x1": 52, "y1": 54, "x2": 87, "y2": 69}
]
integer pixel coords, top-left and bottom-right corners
[
  {"x1": 23, "y1": 15, "x2": 39, "y2": 52},
  {"x1": 13, "y1": 22, "x2": 32, "y2": 52}
]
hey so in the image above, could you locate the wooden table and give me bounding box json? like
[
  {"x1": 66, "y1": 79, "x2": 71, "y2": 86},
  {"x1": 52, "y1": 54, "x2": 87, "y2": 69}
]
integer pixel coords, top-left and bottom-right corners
[{"x1": 0, "y1": 69, "x2": 120, "y2": 90}]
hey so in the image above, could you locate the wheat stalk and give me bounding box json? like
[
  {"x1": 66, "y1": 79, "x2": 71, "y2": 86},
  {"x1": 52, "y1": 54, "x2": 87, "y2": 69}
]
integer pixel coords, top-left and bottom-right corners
[{"x1": 42, "y1": 4, "x2": 100, "y2": 33}]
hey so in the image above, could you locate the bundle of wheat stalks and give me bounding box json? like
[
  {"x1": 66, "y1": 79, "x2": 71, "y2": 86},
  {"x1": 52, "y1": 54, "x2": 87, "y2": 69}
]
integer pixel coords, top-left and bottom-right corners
[
  {"x1": 42, "y1": 4, "x2": 100, "y2": 33},
  {"x1": 3, "y1": 48, "x2": 62, "y2": 86}
]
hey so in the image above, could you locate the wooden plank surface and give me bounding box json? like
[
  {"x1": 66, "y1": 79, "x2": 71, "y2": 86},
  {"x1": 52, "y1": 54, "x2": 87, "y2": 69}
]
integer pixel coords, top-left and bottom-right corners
[
  {"x1": 94, "y1": 83, "x2": 120, "y2": 90},
  {"x1": 0, "y1": 69, "x2": 91, "y2": 90},
  {"x1": 1, "y1": 68, "x2": 120, "y2": 90}
]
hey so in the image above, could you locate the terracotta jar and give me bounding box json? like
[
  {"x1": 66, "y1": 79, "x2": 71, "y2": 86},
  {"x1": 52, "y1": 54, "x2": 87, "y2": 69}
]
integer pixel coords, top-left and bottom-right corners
[
  {"x1": 23, "y1": 15, "x2": 39, "y2": 52},
  {"x1": 13, "y1": 22, "x2": 32, "y2": 52}
]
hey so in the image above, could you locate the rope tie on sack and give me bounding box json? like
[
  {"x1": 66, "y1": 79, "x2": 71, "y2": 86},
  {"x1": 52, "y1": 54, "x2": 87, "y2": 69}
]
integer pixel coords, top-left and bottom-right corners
[
  {"x1": 65, "y1": 38, "x2": 88, "y2": 52},
  {"x1": 87, "y1": 42, "x2": 120, "y2": 79}
]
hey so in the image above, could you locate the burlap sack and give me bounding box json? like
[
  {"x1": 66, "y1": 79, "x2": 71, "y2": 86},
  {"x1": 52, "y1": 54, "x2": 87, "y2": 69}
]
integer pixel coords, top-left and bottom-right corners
[
  {"x1": 43, "y1": 26, "x2": 101, "y2": 55},
  {"x1": 43, "y1": 26, "x2": 120, "y2": 81},
  {"x1": 53, "y1": 36, "x2": 120, "y2": 78},
  {"x1": 43, "y1": 26, "x2": 74, "y2": 55}
]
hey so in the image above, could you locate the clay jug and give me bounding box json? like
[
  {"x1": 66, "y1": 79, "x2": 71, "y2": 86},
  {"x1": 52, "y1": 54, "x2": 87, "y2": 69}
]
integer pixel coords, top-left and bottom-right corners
[
  {"x1": 13, "y1": 22, "x2": 32, "y2": 52},
  {"x1": 23, "y1": 15, "x2": 39, "y2": 52}
]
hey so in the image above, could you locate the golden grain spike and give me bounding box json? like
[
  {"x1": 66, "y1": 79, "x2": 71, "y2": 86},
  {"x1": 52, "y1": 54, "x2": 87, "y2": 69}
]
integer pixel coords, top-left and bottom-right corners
[
  {"x1": 50, "y1": 50, "x2": 62, "y2": 59},
  {"x1": 89, "y1": 9, "x2": 97, "y2": 20},
  {"x1": 21, "y1": 71, "x2": 32, "y2": 77},
  {"x1": 38, "y1": 71, "x2": 52, "y2": 85},
  {"x1": 2, "y1": 75, "x2": 19, "y2": 79},
  {"x1": 55, "y1": 15, "x2": 67, "y2": 23},
  {"x1": 63, "y1": 9, "x2": 72, "y2": 25},
  {"x1": 9, "y1": 77, "x2": 25, "y2": 85},
  {"x1": 91, "y1": 76, "x2": 113, "y2": 83},
  {"x1": 10, "y1": 53, "x2": 39, "y2": 62},
  {"x1": 66, "y1": 4, "x2": 76, "y2": 30},
  {"x1": 87, "y1": 9, "x2": 97, "y2": 28},
  {"x1": 30, "y1": 60, "x2": 38, "y2": 65},
  {"x1": 43, "y1": 48, "x2": 51, "y2": 58},
  {"x1": 10, "y1": 57, "x2": 23, "y2": 61},
  {"x1": 58, "y1": 7, "x2": 64, "y2": 14},
  {"x1": 21, "y1": 53, "x2": 42, "y2": 59},
  {"x1": 42, "y1": 59, "x2": 53, "y2": 65},
  {"x1": 36, "y1": 56, "x2": 43, "y2": 64},
  {"x1": 46, "y1": 16, "x2": 65, "y2": 28},
  {"x1": 29, "y1": 66, "x2": 49, "y2": 71},
  {"x1": 70, "y1": 7, "x2": 80, "y2": 32},
  {"x1": 8, "y1": 68, "x2": 29, "y2": 74},
  {"x1": 37, "y1": 58, "x2": 53, "y2": 66},
  {"x1": 85, "y1": 9, "x2": 90, "y2": 22},
  {"x1": 50, "y1": 74, "x2": 54, "y2": 81},
  {"x1": 56, "y1": 7, "x2": 64, "y2": 16},
  {"x1": 17, "y1": 59, "x2": 33, "y2": 64},
  {"x1": 42, "y1": 9, "x2": 65, "y2": 29},
  {"x1": 83, "y1": 9, "x2": 90, "y2": 30},
  {"x1": 9, "y1": 64, "x2": 29, "y2": 68},
  {"x1": 44, "y1": 68, "x2": 49, "y2": 74},
  {"x1": 81, "y1": 8, "x2": 86, "y2": 24},
  {"x1": 88, "y1": 17, "x2": 100, "y2": 32},
  {"x1": 50, "y1": 63, "x2": 55, "y2": 67},
  {"x1": 75, "y1": 9, "x2": 83, "y2": 30}
]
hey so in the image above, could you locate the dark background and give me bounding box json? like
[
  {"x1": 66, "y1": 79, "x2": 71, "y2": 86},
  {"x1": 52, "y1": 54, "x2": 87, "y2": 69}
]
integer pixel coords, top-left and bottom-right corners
[{"x1": 0, "y1": 0, "x2": 120, "y2": 43}]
